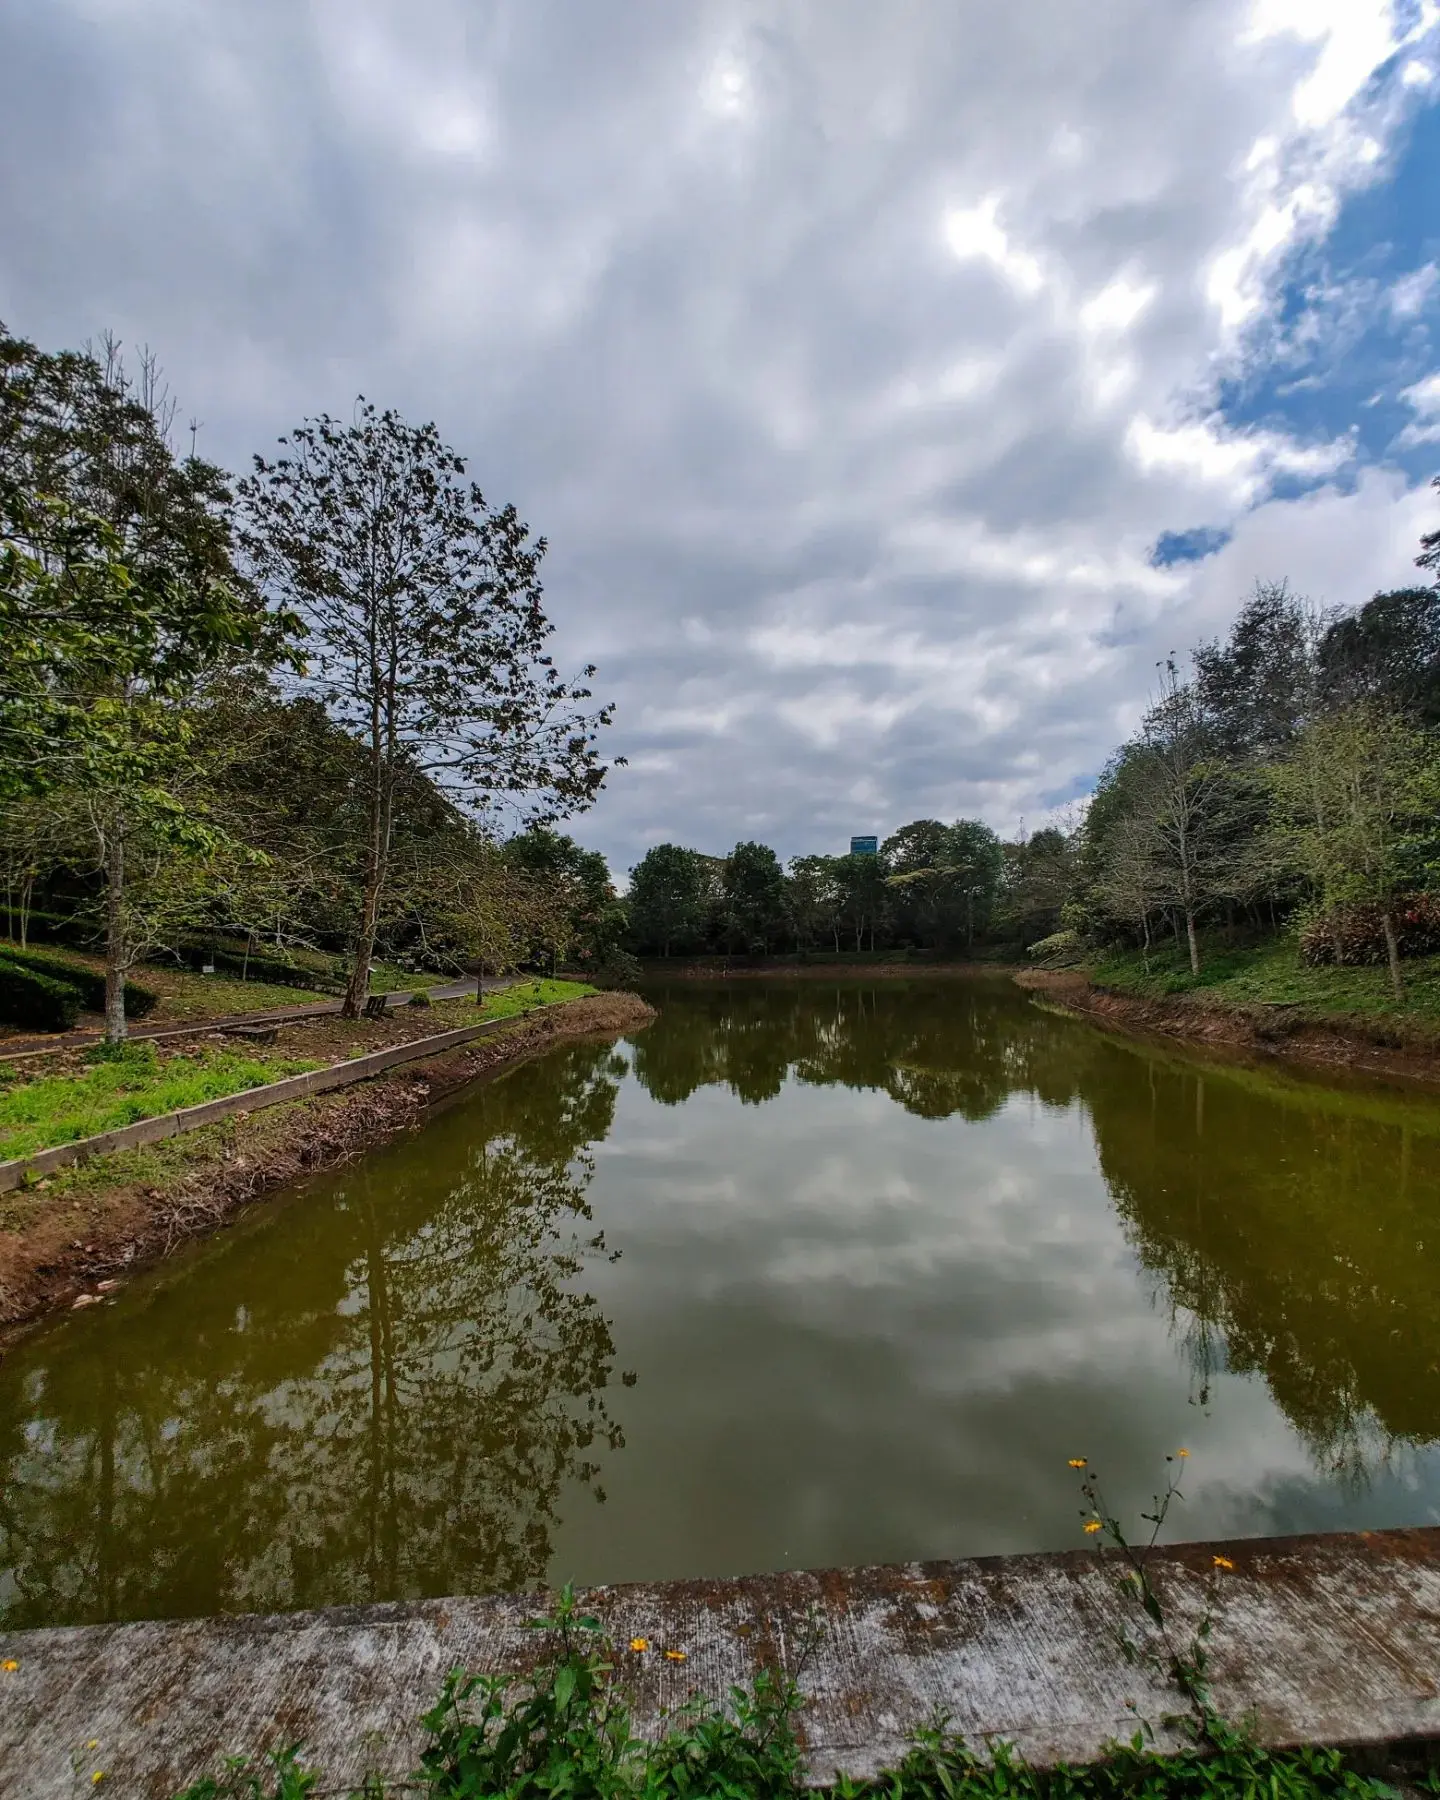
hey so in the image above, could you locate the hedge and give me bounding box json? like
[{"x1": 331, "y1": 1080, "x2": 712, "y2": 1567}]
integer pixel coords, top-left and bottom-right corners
[
  {"x1": 0, "y1": 958, "x2": 83, "y2": 1032},
  {"x1": 1299, "y1": 894, "x2": 1440, "y2": 966},
  {"x1": 177, "y1": 937, "x2": 345, "y2": 994},
  {"x1": 0, "y1": 947, "x2": 159, "y2": 1019}
]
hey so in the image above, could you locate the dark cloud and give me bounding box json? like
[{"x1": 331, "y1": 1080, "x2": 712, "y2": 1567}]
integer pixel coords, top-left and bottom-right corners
[{"x1": 1, "y1": 0, "x2": 1434, "y2": 877}]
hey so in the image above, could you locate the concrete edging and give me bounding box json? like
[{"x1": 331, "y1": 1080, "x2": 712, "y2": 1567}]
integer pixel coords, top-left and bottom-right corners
[
  {"x1": 2, "y1": 1527, "x2": 1438, "y2": 1795},
  {"x1": 0, "y1": 1008, "x2": 533, "y2": 1193}
]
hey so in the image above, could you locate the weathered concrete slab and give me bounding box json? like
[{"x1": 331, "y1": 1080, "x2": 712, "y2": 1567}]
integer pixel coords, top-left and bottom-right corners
[{"x1": 2, "y1": 1529, "x2": 1439, "y2": 1796}]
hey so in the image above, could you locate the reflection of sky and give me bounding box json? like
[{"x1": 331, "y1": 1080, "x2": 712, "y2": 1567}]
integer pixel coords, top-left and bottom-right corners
[{"x1": 555, "y1": 1063, "x2": 1440, "y2": 1588}]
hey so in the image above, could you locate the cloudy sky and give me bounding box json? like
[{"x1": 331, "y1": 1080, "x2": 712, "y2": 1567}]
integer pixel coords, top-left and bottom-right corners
[{"x1": 2, "y1": 1, "x2": 1438, "y2": 878}]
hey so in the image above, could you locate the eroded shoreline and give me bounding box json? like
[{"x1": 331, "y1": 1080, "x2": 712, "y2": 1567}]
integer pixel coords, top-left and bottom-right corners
[{"x1": 1015, "y1": 967, "x2": 1440, "y2": 1089}]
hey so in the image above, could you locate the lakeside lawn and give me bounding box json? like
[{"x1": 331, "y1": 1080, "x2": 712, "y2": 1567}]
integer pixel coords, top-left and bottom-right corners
[
  {"x1": 0, "y1": 1042, "x2": 324, "y2": 1161},
  {"x1": 1088, "y1": 935, "x2": 1440, "y2": 1031}
]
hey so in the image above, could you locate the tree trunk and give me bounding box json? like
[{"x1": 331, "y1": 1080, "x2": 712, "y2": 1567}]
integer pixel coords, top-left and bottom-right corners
[
  {"x1": 1185, "y1": 909, "x2": 1200, "y2": 977},
  {"x1": 103, "y1": 819, "x2": 127, "y2": 1045},
  {"x1": 1381, "y1": 908, "x2": 1404, "y2": 1003},
  {"x1": 344, "y1": 874, "x2": 383, "y2": 1019}
]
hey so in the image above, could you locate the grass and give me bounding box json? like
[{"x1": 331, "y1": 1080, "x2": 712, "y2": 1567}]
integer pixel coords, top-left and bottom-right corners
[
  {"x1": 1087, "y1": 934, "x2": 1440, "y2": 1034},
  {"x1": 479, "y1": 977, "x2": 596, "y2": 1018},
  {"x1": 0, "y1": 1041, "x2": 322, "y2": 1160},
  {"x1": 0, "y1": 978, "x2": 593, "y2": 1163}
]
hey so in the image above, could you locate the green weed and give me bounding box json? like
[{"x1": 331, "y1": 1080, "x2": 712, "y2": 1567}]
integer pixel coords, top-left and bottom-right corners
[{"x1": 0, "y1": 1047, "x2": 321, "y2": 1158}]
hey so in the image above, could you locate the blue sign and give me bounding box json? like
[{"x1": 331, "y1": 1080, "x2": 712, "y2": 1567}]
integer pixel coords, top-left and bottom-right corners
[{"x1": 849, "y1": 835, "x2": 878, "y2": 856}]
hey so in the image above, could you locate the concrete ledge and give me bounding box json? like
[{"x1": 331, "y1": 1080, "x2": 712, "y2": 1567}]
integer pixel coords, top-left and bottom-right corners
[
  {"x1": 0, "y1": 1011, "x2": 532, "y2": 1193},
  {"x1": 2, "y1": 1529, "x2": 1438, "y2": 1796}
]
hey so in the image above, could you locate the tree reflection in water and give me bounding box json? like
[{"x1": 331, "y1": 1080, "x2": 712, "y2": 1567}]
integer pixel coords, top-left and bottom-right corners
[
  {"x1": 5, "y1": 982, "x2": 1440, "y2": 1629},
  {"x1": 631, "y1": 980, "x2": 1440, "y2": 1475},
  {"x1": 0, "y1": 1043, "x2": 629, "y2": 1628}
]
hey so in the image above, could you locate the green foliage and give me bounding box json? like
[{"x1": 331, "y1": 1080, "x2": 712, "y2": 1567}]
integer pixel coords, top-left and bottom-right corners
[
  {"x1": 171, "y1": 1745, "x2": 317, "y2": 1800},
  {"x1": 589, "y1": 947, "x2": 644, "y2": 989},
  {"x1": 722, "y1": 841, "x2": 788, "y2": 954},
  {"x1": 0, "y1": 955, "x2": 82, "y2": 1031},
  {"x1": 0, "y1": 1044, "x2": 321, "y2": 1159},
  {"x1": 627, "y1": 845, "x2": 711, "y2": 957}
]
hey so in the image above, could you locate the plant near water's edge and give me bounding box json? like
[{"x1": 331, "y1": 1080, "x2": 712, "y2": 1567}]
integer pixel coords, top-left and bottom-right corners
[{"x1": 1069, "y1": 1452, "x2": 1220, "y2": 1731}]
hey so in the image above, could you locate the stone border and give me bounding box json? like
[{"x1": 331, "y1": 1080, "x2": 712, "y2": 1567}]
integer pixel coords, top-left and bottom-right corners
[
  {"x1": 0, "y1": 1009, "x2": 532, "y2": 1193},
  {"x1": 3, "y1": 1526, "x2": 1438, "y2": 1794}
]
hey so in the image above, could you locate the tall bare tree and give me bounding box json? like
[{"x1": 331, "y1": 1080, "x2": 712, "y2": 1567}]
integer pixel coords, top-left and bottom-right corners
[{"x1": 238, "y1": 403, "x2": 615, "y2": 1017}]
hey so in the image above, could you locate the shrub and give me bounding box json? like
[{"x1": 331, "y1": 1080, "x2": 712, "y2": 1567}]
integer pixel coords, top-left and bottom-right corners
[
  {"x1": 177, "y1": 937, "x2": 345, "y2": 994},
  {"x1": 1025, "y1": 929, "x2": 1084, "y2": 967},
  {"x1": 587, "y1": 947, "x2": 644, "y2": 989},
  {"x1": 0, "y1": 947, "x2": 159, "y2": 1019},
  {"x1": 1299, "y1": 894, "x2": 1440, "y2": 966},
  {"x1": 0, "y1": 957, "x2": 83, "y2": 1032},
  {"x1": 408, "y1": 987, "x2": 432, "y2": 1007}
]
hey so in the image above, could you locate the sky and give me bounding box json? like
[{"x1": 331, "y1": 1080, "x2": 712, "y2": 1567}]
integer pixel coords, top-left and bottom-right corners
[{"x1": 1, "y1": 1, "x2": 1438, "y2": 881}]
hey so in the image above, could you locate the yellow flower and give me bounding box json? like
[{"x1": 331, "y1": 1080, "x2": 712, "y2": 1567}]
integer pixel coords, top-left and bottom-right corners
[
  {"x1": 664, "y1": 1649, "x2": 687, "y2": 1662},
  {"x1": 1083, "y1": 1520, "x2": 1103, "y2": 1534},
  {"x1": 1212, "y1": 1555, "x2": 1234, "y2": 1571},
  {"x1": 629, "y1": 1637, "x2": 649, "y2": 1653},
  {"x1": 1177, "y1": 1448, "x2": 1190, "y2": 1459},
  {"x1": 87, "y1": 1741, "x2": 99, "y2": 1751},
  {"x1": 92, "y1": 1776, "x2": 106, "y2": 1787},
  {"x1": 1067, "y1": 1458, "x2": 1087, "y2": 1468},
  {"x1": 1, "y1": 1660, "x2": 17, "y2": 1673}
]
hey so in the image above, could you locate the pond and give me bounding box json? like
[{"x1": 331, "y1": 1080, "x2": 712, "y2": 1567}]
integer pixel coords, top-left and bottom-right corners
[{"x1": 3, "y1": 975, "x2": 1440, "y2": 1629}]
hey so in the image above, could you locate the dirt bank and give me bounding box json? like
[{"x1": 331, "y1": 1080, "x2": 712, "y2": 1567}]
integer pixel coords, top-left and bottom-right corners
[
  {"x1": 0, "y1": 991, "x2": 654, "y2": 1337},
  {"x1": 1016, "y1": 967, "x2": 1440, "y2": 1088}
]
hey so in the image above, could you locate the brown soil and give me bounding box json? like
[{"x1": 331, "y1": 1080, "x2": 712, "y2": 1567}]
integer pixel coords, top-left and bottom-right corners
[
  {"x1": 647, "y1": 960, "x2": 1015, "y2": 980},
  {"x1": 1015, "y1": 967, "x2": 1440, "y2": 1088},
  {"x1": 0, "y1": 991, "x2": 655, "y2": 1337}
]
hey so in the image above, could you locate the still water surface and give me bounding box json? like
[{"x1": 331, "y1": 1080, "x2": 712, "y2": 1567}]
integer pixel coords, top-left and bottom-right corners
[{"x1": 4, "y1": 976, "x2": 1440, "y2": 1628}]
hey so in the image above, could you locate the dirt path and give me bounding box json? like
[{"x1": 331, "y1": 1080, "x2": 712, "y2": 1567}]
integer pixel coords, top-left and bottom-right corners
[{"x1": 0, "y1": 990, "x2": 655, "y2": 1335}]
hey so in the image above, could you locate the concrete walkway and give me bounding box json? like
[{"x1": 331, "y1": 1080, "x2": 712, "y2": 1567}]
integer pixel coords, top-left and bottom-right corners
[
  {"x1": 0, "y1": 979, "x2": 494, "y2": 1062},
  {"x1": 2, "y1": 1527, "x2": 1438, "y2": 1796}
]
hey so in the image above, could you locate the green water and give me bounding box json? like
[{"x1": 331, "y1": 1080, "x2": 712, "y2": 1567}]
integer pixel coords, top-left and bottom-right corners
[{"x1": 4, "y1": 976, "x2": 1440, "y2": 1629}]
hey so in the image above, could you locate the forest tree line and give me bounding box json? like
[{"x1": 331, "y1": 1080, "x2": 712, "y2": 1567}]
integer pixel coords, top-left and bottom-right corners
[{"x1": 627, "y1": 498, "x2": 1440, "y2": 994}]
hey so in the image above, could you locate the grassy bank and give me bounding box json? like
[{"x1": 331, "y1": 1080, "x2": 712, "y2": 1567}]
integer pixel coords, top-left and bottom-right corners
[
  {"x1": 1086, "y1": 935, "x2": 1440, "y2": 1037},
  {"x1": 0, "y1": 1041, "x2": 324, "y2": 1159},
  {"x1": 0, "y1": 981, "x2": 593, "y2": 1158}
]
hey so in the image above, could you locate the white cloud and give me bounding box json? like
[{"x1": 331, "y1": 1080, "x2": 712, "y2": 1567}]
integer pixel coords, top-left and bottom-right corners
[
  {"x1": 1397, "y1": 370, "x2": 1440, "y2": 447},
  {"x1": 0, "y1": 0, "x2": 1434, "y2": 871},
  {"x1": 1388, "y1": 262, "x2": 1439, "y2": 320}
]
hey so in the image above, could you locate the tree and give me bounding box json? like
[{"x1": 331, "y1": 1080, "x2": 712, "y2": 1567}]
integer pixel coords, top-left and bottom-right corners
[
  {"x1": 625, "y1": 844, "x2": 707, "y2": 957},
  {"x1": 1194, "y1": 579, "x2": 1319, "y2": 759},
  {"x1": 2, "y1": 326, "x2": 285, "y2": 1039},
  {"x1": 833, "y1": 850, "x2": 889, "y2": 952},
  {"x1": 505, "y1": 828, "x2": 621, "y2": 974},
  {"x1": 720, "y1": 841, "x2": 787, "y2": 954},
  {"x1": 1128, "y1": 664, "x2": 1245, "y2": 975},
  {"x1": 785, "y1": 854, "x2": 839, "y2": 952},
  {"x1": 1319, "y1": 587, "x2": 1440, "y2": 726},
  {"x1": 944, "y1": 819, "x2": 1004, "y2": 948},
  {"x1": 238, "y1": 402, "x2": 614, "y2": 1017},
  {"x1": 1267, "y1": 705, "x2": 1440, "y2": 1001}
]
